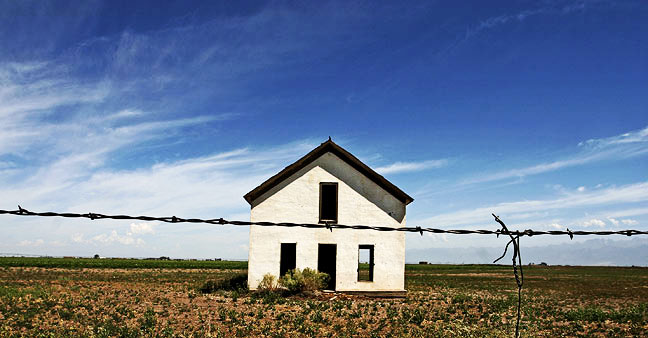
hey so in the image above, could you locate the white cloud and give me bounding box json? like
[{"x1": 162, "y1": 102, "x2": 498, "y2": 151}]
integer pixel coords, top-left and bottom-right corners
[
  {"x1": 577, "y1": 186, "x2": 586, "y2": 192},
  {"x1": 71, "y1": 233, "x2": 85, "y2": 243},
  {"x1": 605, "y1": 208, "x2": 648, "y2": 219},
  {"x1": 607, "y1": 217, "x2": 619, "y2": 226},
  {"x1": 104, "y1": 109, "x2": 144, "y2": 120},
  {"x1": 583, "y1": 219, "x2": 606, "y2": 227},
  {"x1": 375, "y1": 159, "x2": 448, "y2": 175},
  {"x1": 621, "y1": 219, "x2": 638, "y2": 226},
  {"x1": 549, "y1": 223, "x2": 564, "y2": 229},
  {"x1": 128, "y1": 223, "x2": 156, "y2": 235},
  {"x1": 17, "y1": 239, "x2": 44, "y2": 247},
  {"x1": 92, "y1": 230, "x2": 144, "y2": 246}
]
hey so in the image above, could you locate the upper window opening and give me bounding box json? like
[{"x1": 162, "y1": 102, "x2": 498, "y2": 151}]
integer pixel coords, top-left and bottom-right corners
[{"x1": 319, "y1": 182, "x2": 338, "y2": 223}]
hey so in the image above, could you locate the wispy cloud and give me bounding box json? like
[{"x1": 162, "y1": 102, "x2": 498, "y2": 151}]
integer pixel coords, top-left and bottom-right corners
[
  {"x1": 18, "y1": 239, "x2": 45, "y2": 247},
  {"x1": 1, "y1": 132, "x2": 317, "y2": 257},
  {"x1": 375, "y1": 159, "x2": 448, "y2": 175},
  {"x1": 419, "y1": 181, "x2": 648, "y2": 228},
  {"x1": 0, "y1": 61, "x2": 233, "y2": 164},
  {"x1": 579, "y1": 126, "x2": 648, "y2": 147},
  {"x1": 464, "y1": 126, "x2": 648, "y2": 185},
  {"x1": 0, "y1": 62, "x2": 109, "y2": 119},
  {"x1": 73, "y1": 231, "x2": 145, "y2": 246},
  {"x1": 465, "y1": 1, "x2": 587, "y2": 39},
  {"x1": 607, "y1": 217, "x2": 619, "y2": 226},
  {"x1": 604, "y1": 208, "x2": 648, "y2": 218},
  {"x1": 583, "y1": 218, "x2": 606, "y2": 227},
  {"x1": 466, "y1": 9, "x2": 545, "y2": 38}
]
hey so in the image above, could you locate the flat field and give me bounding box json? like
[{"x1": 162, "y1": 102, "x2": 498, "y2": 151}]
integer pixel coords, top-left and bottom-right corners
[{"x1": 0, "y1": 258, "x2": 646, "y2": 337}]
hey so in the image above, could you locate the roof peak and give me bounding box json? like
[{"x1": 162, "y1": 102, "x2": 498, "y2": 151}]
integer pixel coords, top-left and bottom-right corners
[{"x1": 243, "y1": 140, "x2": 413, "y2": 206}]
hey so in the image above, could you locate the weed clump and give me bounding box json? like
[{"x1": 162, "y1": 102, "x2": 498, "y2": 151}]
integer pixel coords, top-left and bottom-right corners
[
  {"x1": 257, "y1": 274, "x2": 280, "y2": 292},
  {"x1": 279, "y1": 268, "x2": 329, "y2": 294},
  {"x1": 200, "y1": 273, "x2": 248, "y2": 294},
  {"x1": 254, "y1": 274, "x2": 283, "y2": 303},
  {"x1": 254, "y1": 268, "x2": 329, "y2": 302}
]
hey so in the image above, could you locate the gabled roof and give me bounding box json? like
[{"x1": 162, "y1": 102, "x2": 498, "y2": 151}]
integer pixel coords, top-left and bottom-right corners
[{"x1": 244, "y1": 138, "x2": 414, "y2": 205}]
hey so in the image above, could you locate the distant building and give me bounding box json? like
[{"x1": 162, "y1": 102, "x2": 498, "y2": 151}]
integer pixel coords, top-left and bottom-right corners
[{"x1": 245, "y1": 139, "x2": 413, "y2": 293}]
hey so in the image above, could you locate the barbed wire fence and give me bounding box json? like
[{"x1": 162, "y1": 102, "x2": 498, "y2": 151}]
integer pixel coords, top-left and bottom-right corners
[{"x1": 1, "y1": 206, "x2": 647, "y2": 337}]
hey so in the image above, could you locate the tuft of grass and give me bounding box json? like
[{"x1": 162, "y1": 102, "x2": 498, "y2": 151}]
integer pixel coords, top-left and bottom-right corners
[
  {"x1": 451, "y1": 293, "x2": 473, "y2": 304},
  {"x1": 0, "y1": 285, "x2": 49, "y2": 300},
  {"x1": 564, "y1": 303, "x2": 648, "y2": 324}
]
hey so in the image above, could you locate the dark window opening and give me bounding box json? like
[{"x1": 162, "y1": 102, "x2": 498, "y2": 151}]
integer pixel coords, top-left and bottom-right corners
[
  {"x1": 280, "y1": 243, "x2": 296, "y2": 276},
  {"x1": 358, "y1": 245, "x2": 374, "y2": 282},
  {"x1": 319, "y1": 182, "x2": 338, "y2": 223}
]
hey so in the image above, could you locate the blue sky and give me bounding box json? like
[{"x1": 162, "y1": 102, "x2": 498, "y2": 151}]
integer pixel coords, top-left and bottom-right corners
[{"x1": 1, "y1": 0, "x2": 646, "y2": 264}]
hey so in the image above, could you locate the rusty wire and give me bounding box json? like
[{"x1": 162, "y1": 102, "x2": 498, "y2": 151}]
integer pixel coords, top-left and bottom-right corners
[{"x1": 1, "y1": 206, "x2": 647, "y2": 338}]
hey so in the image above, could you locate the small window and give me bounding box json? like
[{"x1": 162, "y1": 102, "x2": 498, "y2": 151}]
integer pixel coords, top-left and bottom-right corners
[
  {"x1": 358, "y1": 245, "x2": 374, "y2": 282},
  {"x1": 319, "y1": 182, "x2": 338, "y2": 223}
]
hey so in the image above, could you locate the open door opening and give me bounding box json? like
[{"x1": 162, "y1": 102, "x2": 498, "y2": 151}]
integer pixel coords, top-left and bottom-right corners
[
  {"x1": 280, "y1": 243, "x2": 296, "y2": 276},
  {"x1": 358, "y1": 245, "x2": 374, "y2": 282},
  {"x1": 317, "y1": 244, "x2": 336, "y2": 290}
]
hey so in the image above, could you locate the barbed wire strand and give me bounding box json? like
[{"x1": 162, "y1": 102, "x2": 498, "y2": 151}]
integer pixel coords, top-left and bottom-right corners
[
  {"x1": 1, "y1": 206, "x2": 647, "y2": 338},
  {"x1": 2, "y1": 207, "x2": 646, "y2": 237}
]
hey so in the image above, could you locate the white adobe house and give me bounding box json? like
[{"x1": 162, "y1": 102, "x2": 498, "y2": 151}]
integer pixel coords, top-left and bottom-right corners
[{"x1": 244, "y1": 139, "x2": 413, "y2": 294}]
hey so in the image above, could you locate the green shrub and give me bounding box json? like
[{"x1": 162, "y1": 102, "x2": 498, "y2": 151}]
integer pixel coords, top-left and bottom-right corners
[
  {"x1": 199, "y1": 273, "x2": 248, "y2": 294},
  {"x1": 279, "y1": 268, "x2": 329, "y2": 294}
]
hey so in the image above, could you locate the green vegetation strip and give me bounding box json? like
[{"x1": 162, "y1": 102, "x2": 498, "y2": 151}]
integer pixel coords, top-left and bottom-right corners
[{"x1": 0, "y1": 257, "x2": 247, "y2": 269}]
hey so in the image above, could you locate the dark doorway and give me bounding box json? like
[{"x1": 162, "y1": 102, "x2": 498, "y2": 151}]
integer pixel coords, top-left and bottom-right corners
[
  {"x1": 280, "y1": 243, "x2": 296, "y2": 276},
  {"x1": 317, "y1": 244, "x2": 337, "y2": 290}
]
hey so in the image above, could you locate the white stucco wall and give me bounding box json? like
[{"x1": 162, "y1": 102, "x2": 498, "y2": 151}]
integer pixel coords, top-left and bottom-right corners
[{"x1": 248, "y1": 152, "x2": 406, "y2": 292}]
